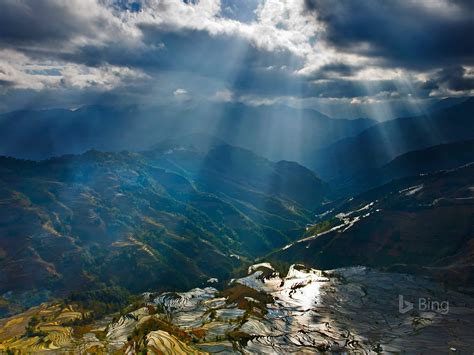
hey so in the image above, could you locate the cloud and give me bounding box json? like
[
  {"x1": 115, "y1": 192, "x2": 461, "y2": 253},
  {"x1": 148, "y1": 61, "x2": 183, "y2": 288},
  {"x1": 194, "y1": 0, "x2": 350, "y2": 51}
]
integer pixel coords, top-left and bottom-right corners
[
  {"x1": 214, "y1": 89, "x2": 234, "y2": 102},
  {"x1": 0, "y1": 0, "x2": 137, "y2": 51},
  {"x1": 0, "y1": 49, "x2": 147, "y2": 91},
  {"x1": 173, "y1": 88, "x2": 188, "y2": 96},
  {"x1": 303, "y1": 0, "x2": 474, "y2": 70},
  {"x1": 434, "y1": 66, "x2": 474, "y2": 91},
  {"x1": 0, "y1": 0, "x2": 472, "y2": 115}
]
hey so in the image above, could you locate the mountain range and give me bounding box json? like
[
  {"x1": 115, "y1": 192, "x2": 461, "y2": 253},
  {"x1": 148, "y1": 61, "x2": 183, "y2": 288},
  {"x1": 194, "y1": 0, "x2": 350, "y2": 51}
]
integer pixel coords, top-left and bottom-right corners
[
  {"x1": 334, "y1": 138, "x2": 474, "y2": 196},
  {"x1": 1, "y1": 97, "x2": 474, "y2": 332},
  {"x1": 313, "y1": 98, "x2": 474, "y2": 182},
  {"x1": 0, "y1": 141, "x2": 328, "y2": 316},
  {"x1": 271, "y1": 163, "x2": 474, "y2": 294},
  {"x1": 0, "y1": 103, "x2": 375, "y2": 164}
]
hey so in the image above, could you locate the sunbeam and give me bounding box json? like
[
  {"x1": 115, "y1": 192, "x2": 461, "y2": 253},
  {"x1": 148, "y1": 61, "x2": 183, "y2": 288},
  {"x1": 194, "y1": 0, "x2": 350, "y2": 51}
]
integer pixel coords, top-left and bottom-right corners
[{"x1": 0, "y1": 1, "x2": 473, "y2": 353}]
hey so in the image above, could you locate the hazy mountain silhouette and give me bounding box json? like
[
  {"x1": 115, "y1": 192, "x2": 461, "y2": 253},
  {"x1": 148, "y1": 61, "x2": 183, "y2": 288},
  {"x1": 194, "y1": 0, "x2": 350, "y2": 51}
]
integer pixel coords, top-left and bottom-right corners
[
  {"x1": 0, "y1": 103, "x2": 375, "y2": 164},
  {"x1": 312, "y1": 98, "x2": 474, "y2": 180}
]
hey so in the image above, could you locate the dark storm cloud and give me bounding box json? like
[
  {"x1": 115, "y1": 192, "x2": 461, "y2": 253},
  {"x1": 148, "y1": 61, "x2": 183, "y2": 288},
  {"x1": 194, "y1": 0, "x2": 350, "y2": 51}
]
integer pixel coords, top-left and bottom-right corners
[
  {"x1": 319, "y1": 63, "x2": 355, "y2": 76},
  {"x1": 435, "y1": 66, "x2": 474, "y2": 91},
  {"x1": 305, "y1": 79, "x2": 398, "y2": 99},
  {"x1": 136, "y1": 26, "x2": 304, "y2": 76},
  {"x1": 59, "y1": 26, "x2": 308, "y2": 95},
  {"x1": 0, "y1": 1, "x2": 75, "y2": 45},
  {"x1": 0, "y1": 0, "x2": 304, "y2": 93},
  {"x1": 419, "y1": 79, "x2": 439, "y2": 91},
  {"x1": 129, "y1": 26, "x2": 408, "y2": 100},
  {"x1": 232, "y1": 70, "x2": 404, "y2": 99},
  {"x1": 304, "y1": 0, "x2": 474, "y2": 70},
  {"x1": 0, "y1": 0, "x2": 116, "y2": 48},
  {"x1": 0, "y1": 0, "x2": 471, "y2": 115},
  {"x1": 305, "y1": 62, "x2": 359, "y2": 80}
]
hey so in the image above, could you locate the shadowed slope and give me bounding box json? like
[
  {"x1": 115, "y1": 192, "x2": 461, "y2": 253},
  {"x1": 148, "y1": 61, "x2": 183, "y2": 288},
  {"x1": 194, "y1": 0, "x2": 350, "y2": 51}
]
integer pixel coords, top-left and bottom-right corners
[{"x1": 0, "y1": 142, "x2": 329, "y2": 313}]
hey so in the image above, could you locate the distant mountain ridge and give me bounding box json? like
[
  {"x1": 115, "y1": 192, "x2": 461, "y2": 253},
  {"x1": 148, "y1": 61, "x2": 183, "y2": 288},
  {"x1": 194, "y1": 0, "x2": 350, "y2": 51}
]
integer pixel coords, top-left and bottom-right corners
[
  {"x1": 334, "y1": 139, "x2": 474, "y2": 196},
  {"x1": 0, "y1": 102, "x2": 375, "y2": 164},
  {"x1": 312, "y1": 97, "x2": 474, "y2": 181},
  {"x1": 381, "y1": 139, "x2": 474, "y2": 177}
]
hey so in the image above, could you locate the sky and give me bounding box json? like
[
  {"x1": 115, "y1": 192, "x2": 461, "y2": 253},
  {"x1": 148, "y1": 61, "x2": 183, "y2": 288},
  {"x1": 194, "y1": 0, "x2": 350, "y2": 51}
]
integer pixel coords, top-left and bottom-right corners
[{"x1": 0, "y1": 0, "x2": 473, "y2": 119}]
